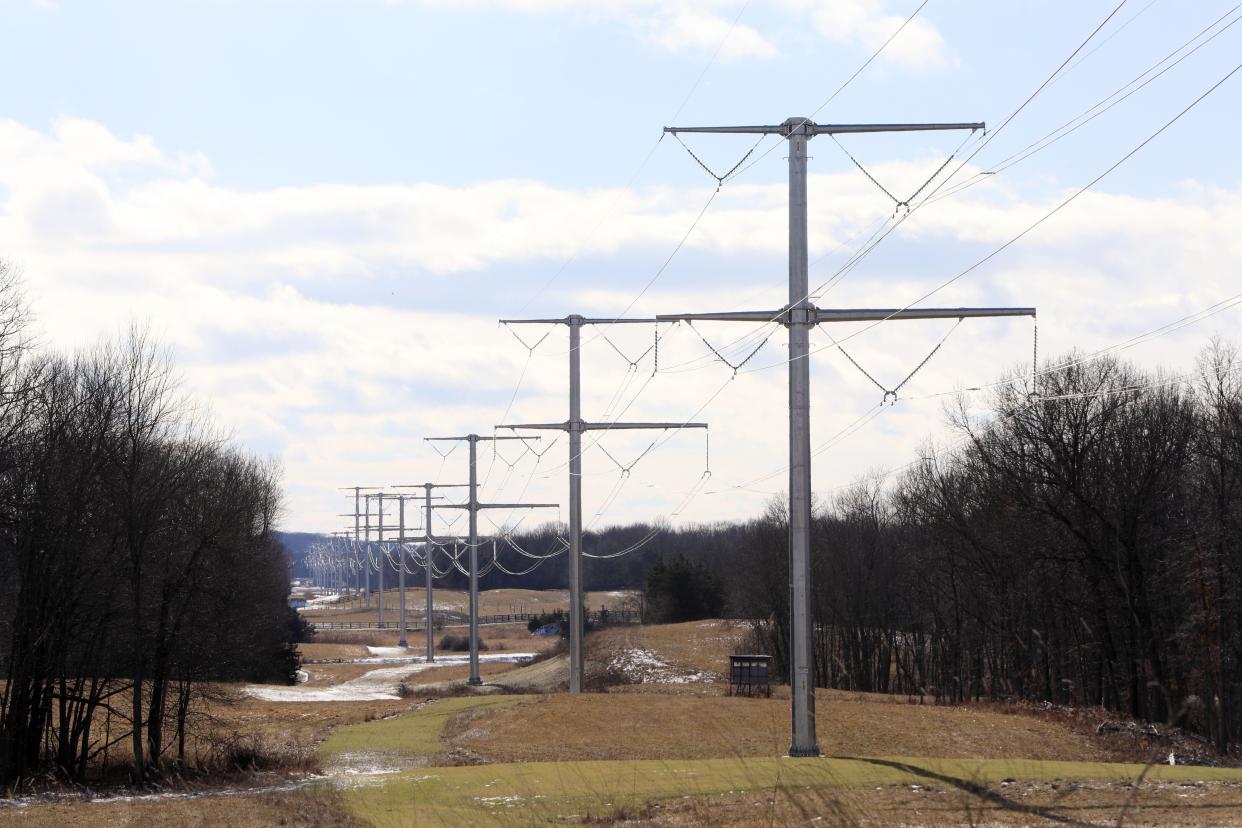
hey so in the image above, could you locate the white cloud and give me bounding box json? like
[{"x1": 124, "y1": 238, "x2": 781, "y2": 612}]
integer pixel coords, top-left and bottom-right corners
[
  {"x1": 779, "y1": 0, "x2": 949, "y2": 68},
  {"x1": 402, "y1": 0, "x2": 951, "y2": 64},
  {"x1": 411, "y1": 0, "x2": 778, "y2": 59},
  {"x1": 638, "y1": 4, "x2": 778, "y2": 60},
  {"x1": 2, "y1": 117, "x2": 1239, "y2": 532}
]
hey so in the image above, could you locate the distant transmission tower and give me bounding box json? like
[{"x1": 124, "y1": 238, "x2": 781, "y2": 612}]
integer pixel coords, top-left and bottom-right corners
[
  {"x1": 388, "y1": 483, "x2": 469, "y2": 656},
  {"x1": 339, "y1": 486, "x2": 382, "y2": 609},
  {"x1": 425, "y1": 434, "x2": 557, "y2": 685}
]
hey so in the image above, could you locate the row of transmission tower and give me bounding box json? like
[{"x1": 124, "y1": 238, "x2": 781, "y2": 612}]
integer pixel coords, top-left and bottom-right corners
[{"x1": 330, "y1": 113, "x2": 1035, "y2": 758}]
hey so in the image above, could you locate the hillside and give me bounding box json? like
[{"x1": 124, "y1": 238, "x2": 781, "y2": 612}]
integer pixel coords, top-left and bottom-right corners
[{"x1": 279, "y1": 530, "x2": 329, "y2": 579}]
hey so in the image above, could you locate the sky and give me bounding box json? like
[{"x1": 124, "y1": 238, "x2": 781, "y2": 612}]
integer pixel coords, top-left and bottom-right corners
[{"x1": 1, "y1": 0, "x2": 1240, "y2": 536}]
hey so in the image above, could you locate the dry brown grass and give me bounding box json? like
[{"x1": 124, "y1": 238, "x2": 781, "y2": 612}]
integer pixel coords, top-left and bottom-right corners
[
  {"x1": 305, "y1": 621, "x2": 556, "y2": 651},
  {"x1": 590, "y1": 779, "x2": 1242, "y2": 827},
  {"x1": 590, "y1": 618, "x2": 747, "y2": 677},
  {"x1": 199, "y1": 692, "x2": 416, "y2": 750},
  {"x1": 305, "y1": 629, "x2": 398, "y2": 647},
  {"x1": 297, "y1": 642, "x2": 371, "y2": 660},
  {"x1": 302, "y1": 587, "x2": 636, "y2": 624},
  {"x1": 450, "y1": 622, "x2": 562, "y2": 656},
  {"x1": 452, "y1": 692, "x2": 1123, "y2": 765},
  {"x1": 0, "y1": 787, "x2": 364, "y2": 827}
]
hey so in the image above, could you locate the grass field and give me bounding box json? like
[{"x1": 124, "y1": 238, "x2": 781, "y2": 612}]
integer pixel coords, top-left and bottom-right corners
[
  {"x1": 325, "y1": 694, "x2": 1242, "y2": 826},
  {"x1": 11, "y1": 609, "x2": 1242, "y2": 826},
  {"x1": 451, "y1": 692, "x2": 1120, "y2": 764},
  {"x1": 343, "y1": 754, "x2": 1242, "y2": 827},
  {"x1": 321, "y1": 695, "x2": 527, "y2": 768}
]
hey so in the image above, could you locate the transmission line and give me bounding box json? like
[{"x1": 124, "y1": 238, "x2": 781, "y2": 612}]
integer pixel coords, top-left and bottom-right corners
[{"x1": 737, "y1": 58, "x2": 1242, "y2": 376}]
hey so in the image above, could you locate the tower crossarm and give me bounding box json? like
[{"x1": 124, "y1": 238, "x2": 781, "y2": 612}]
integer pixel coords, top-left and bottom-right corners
[
  {"x1": 659, "y1": 307, "x2": 1036, "y2": 325},
  {"x1": 500, "y1": 316, "x2": 656, "y2": 326},
  {"x1": 433, "y1": 502, "x2": 558, "y2": 511},
  {"x1": 500, "y1": 422, "x2": 707, "y2": 432},
  {"x1": 664, "y1": 121, "x2": 985, "y2": 137}
]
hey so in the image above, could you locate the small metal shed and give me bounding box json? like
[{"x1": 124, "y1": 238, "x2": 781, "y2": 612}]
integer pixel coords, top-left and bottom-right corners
[{"x1": 728, "y1": 654, "x2": 772, "y2": 697}]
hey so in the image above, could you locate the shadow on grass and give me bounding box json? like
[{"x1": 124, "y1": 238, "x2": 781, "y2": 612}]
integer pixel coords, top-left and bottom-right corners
[{"x1": 841, "y1": 756, "x2": 1095, "y2": 827}]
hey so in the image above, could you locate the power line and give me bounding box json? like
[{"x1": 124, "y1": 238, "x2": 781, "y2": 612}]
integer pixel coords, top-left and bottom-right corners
[
  {"x1": 627, "y1": 47, "x2": 1242, "y2": 573},
  {"x1": 926, "y1": 3, "x2": 1242, "y2": 205},
  {"x1": 738, "y1": 58, "x2": 1242, "y2": 376},
  {"x1": 722, "y1": 0, "x2": 937, "y2": 184},
  {"x1": 819, "y1": 355, "x2": 1242, "y2": 503},
  {"x1": 515, "y1": 0, "x2": 757, "y2": 315},
  {"x1": 712, "y1": 286, "x2": 1242, "y2": 502},
  {"x1": 609, "y1": 2, "x2": 1139, "y2": 391},
  {"x1": 474, "y1": 1, "x2": 950, "y2": 518},
  {"x1": 785, "y1": 0, "x2": 1143, "y2": 320}
]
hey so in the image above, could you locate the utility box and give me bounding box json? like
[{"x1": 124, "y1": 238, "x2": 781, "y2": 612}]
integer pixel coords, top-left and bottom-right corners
[{"x1": 728, "y1": 654, "x2": 772, "y2": 697}]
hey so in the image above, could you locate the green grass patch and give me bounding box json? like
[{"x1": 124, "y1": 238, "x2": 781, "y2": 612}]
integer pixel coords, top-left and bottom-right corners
[
  {"x1": 320, "y1": 695, "x2": 524, "y2": 767},
  {"x1": 343, "y1": 754, "x2": 1242, "y2": 827}
]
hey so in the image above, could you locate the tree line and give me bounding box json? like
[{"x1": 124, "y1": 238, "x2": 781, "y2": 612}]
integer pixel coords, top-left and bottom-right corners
[
  {"x1": 0, "y1": 266, "x2": 298, "y2": 785},
  {"x1": 726, "y1": 342, "x2": 1242, "y2": 754}
]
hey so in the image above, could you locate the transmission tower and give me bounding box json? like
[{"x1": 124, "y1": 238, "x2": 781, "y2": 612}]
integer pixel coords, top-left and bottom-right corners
[
  {"x1": 387, "y1": 484, "x2": 469, "y2": 653},
  {"x1": 659, "y1": 116, "x2": 1036, "y2": 757},
  {"x1": 498, "y1": 314, "x2": 707, "y2": 693},
  {"x1": 425, "y1": 434, "x2": 557, "y2": 685},
  {"x1": 363, "y1": 493, "x2": 405, "y2": 627},
  {"x1": 385, "y1": 491, "x2": 420, "y2": 647},
  {"x1": 339, "y1": 486, "x2": 382, "y2": 609},
  {"x1": 405, "y1": 482, "x2": 469, "y2": 661}
]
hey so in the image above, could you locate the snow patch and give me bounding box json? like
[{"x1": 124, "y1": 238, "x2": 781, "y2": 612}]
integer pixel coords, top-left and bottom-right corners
[
  {"x1": 297, "y1": 592, "x2": 344, "y2": 611},
  {"x1": 608, "y1": 647, "x2": 718, "y2": 684}
]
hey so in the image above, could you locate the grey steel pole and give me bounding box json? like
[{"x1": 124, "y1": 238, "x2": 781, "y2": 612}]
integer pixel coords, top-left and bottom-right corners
[
  {"x1": 425, "y1": 485, "x2": 435, "y2": 662},
  {"x1": 398, "y1": 496, "x2": 408, "y2": 648},
  {"x1": 363, "y1": 494, "x2": 372, "y2": 609},
  {"x1": 786, "y1": 119, "x2": 819, "y2": 757},
  {"x1": 568, "y1": 316, "x2": 585, "y2": 694},
  {"x1": 425, "y1": 437, "x2": 555, "y2": 686},
  {"x1": 354, "y1": 492, "x2": 360, "y2": 602},
  {"x1": 377, "y1": 494, "x2": 386, "y2": 628},
  {"x1": 467, "y1": 436, "x2": 482, "y2": 685}
]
